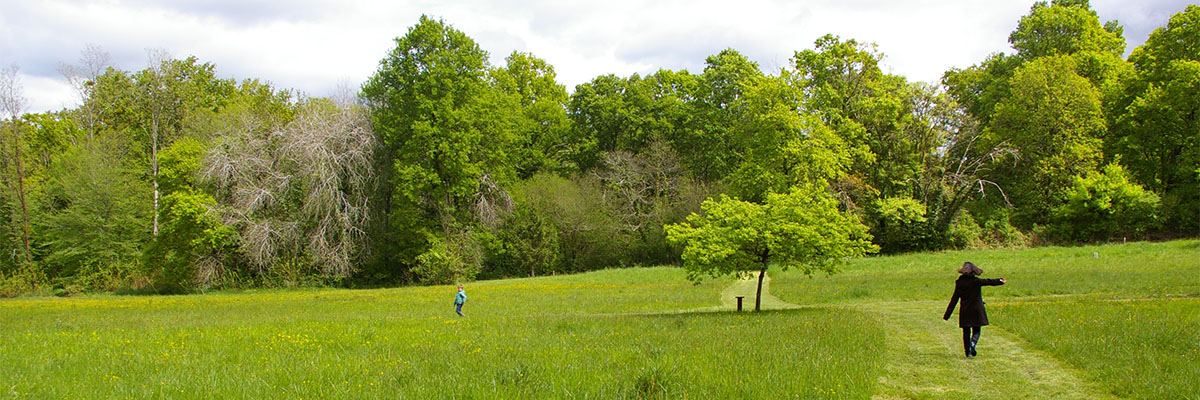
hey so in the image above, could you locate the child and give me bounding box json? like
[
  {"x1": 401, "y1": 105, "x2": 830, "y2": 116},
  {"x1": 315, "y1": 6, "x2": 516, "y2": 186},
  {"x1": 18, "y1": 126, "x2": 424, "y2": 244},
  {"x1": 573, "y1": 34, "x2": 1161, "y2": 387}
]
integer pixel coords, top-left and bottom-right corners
[
  {"x1": 454, "y1": 284, "x2": 467, "y2": 316},
  {"x1": 944, "y1": 261, "x2": 1006, "y2": 358}
]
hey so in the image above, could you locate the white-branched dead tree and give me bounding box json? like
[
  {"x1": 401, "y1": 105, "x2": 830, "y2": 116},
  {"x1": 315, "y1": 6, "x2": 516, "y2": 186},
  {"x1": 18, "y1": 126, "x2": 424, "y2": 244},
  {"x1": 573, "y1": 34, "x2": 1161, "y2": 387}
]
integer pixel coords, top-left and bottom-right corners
[
  {"x1": 907, "y1": 83, "x2": 1016, "y2": 231},
  {"x1": 0, "y1": 64, "x2": 32, "y2": 265},
  {"x1": 205, "y1": 99, "x2": 376, "y2": 278},
  {"x1": 281, "y1": 100, "x2": 376, "y2": 277},
  {"x1": 471, "y1": 172, "x2": 513, "y2": 230},
  {"x1": 596, "y1": 140, "x2": 686, "y2": 239},
  {"x1": 57, "y1": 44, "x2": 111, "y2": 143}
]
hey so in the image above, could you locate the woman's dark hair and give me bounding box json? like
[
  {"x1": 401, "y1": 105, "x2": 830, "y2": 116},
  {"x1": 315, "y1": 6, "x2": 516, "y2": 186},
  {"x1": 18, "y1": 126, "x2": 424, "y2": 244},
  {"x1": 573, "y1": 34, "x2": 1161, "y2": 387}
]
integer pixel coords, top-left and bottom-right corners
[{"x1": 957, "y1": 261, "x2": 983, "y2": 275}]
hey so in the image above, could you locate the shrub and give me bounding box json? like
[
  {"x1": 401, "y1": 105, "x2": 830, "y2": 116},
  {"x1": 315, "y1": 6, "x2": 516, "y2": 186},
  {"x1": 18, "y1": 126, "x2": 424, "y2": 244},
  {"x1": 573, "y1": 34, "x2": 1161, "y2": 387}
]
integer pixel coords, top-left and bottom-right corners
[
  {"x1": 868, "y1": 196, "x2": 931, "y2": 253},
  {"x1": 0, "y1": 264, "x2": 46, "y2": 297},
  {"x1": 413, "y1": 232, "x2": 482, "y2": 284},
  {"x1": 516, "y1": 173, "x2": 630, "y2": 273},
  {"x1": 144, "y1": 191, "x2": 238, "y2": 291},
  {"x1": 947, "y1": 210, "x2": 984, "y2": 249},
  {"x1": 1051, "y1": 163, "x2": 1160, "y2": 242},
  {"x1": 484, "y1": 202, "x2": 560, "y2": 278}
]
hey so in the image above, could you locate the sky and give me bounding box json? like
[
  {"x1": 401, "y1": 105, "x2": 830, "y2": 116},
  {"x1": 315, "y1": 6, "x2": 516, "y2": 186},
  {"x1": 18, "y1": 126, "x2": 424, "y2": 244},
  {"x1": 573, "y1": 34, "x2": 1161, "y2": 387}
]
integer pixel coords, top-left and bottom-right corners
[{"x1": 0, "y1": 0, "x2": 1193, "y2": 113}]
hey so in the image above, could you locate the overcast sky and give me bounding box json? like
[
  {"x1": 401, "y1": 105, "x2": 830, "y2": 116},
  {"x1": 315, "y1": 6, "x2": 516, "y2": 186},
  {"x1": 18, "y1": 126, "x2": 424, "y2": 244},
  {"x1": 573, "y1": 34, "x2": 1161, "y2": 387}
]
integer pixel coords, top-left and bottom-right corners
[{"x1": 1, "y1": 0, "x2": 1192, "y2": 113}]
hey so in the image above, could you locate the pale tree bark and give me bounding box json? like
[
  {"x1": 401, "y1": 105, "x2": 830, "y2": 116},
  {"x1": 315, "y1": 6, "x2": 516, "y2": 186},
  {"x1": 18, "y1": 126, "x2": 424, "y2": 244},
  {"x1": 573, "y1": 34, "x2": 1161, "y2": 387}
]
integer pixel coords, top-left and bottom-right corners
[
  {"x1": 907, "y1": 85, "x2": 1016, "y2": 231},
  {"x1": 205, "y1": 99, "x2": 377, "y2": 278},
  {"x1": 0, "y1": 65, "x2": 32, "y2": 265},
  {"x1": 596, "y1": 140, "x2": 686, "y2": 240},
  {"x1": 58, "y1": 44, "x2": 111, "y2": 143},
  {"x1": 143, "y1": 49, "x2": 171, "y2": 237}
]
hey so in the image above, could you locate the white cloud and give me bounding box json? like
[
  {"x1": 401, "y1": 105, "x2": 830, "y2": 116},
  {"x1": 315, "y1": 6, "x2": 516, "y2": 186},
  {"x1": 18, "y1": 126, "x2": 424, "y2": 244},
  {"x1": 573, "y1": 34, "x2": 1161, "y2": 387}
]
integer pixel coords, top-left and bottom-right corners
[
  {"x1": 0, "y1": 0, "x2": 1193, "y2": 113},
  {"x1": 17, "y1": 74, "x2": 78, "y2": 113}
]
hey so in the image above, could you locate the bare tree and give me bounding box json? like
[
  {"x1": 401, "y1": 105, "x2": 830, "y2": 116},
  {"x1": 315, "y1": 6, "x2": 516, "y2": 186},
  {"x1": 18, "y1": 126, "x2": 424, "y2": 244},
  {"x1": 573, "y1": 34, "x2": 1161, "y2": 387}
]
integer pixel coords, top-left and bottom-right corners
[
  {"x1": 595, "y1": 140, "x2": 686, "y2": 240},
  {"x1": 281, "y1": 100, "x2": 377, "y2": 276},
  {"x1": 472, "y1": 172, "x2": 513, "y2": 230},
  {"x1": 204, "y1": 102, "x2": 294, "y2": 273},
  {"x1": 330, "y1": 79, "x2": 361, "y2": 108},
  {"x1": 58, "y1": 44, "x2": 111, "y2": 142},
  {"x1": 206, "y1": 99, "x2": 377, "y2": 278},
  {"x1": 907, "y1": 83, "x2": 1015, "y2": 232},
  {"x1": 0, "y1": 65, "x2": 32, "y2": 264}
]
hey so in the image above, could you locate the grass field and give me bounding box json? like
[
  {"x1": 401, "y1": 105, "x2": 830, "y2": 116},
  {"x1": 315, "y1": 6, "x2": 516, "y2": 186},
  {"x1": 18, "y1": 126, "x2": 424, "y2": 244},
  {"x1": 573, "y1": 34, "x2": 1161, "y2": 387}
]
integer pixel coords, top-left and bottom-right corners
[
  {"x1": 999, "y1": 298, "x2": 1200, "y2": 399},
  {"x1": 771, "y1": 239, "x2": 1200, "y2": 399},
  {"x1": 1, "y1": 240, "x2": 1197, "y2": 399},
  {"x1": 0, "y1": 269, "x2": 882, "y2": 399}
]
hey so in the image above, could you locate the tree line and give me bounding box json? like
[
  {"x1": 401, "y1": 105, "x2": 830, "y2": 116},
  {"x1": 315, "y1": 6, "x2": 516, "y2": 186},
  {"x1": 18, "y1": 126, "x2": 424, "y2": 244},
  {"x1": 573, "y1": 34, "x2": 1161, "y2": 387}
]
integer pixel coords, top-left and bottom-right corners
[{"x1": 1, "y1": 1, "x2": 1196, "y2": 295}]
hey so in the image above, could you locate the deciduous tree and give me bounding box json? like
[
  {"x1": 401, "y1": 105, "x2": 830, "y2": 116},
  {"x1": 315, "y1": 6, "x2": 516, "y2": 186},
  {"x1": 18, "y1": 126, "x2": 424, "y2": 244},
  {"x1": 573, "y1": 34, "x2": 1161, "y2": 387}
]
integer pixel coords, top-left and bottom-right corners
[
  {"x1": 1109, "y1": 5, "x2": 1200, "y2": 233},
  {"x1": 0, "y1": 65, "x2": 32, "y2": 265},
  {"x1": 666, "y1": 184, "x2": 876, "y2": 311}
]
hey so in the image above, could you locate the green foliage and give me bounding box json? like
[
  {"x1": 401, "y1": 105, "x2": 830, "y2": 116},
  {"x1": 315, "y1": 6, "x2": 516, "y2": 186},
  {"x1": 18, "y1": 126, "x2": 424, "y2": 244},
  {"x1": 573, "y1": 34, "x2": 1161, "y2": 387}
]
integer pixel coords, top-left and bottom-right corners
[
  {"x1": 1009, "y1": 0, "x2": 1125, "y2": 59},
  {"x1": 514, "y1": 173, "x2": 630, "y2": 273},
  {"x1": 674, "y1": 49, "x2": 759, "y2": 181},
  {"x1": 567, "y1": 70, "x2": 694, "y2": 172},
  {"x1": 991, "y1": 55, "x2": 1106, "y2": 224},
  {"x1": 363, "y1": 16, "x2": 525, "y2": 279},
  {"x1": 155, "y1": 136, "x2": 205, "y2": 196},
  {"x1": 21, "y1": 112, "x2": 82, "y2": 169},
  {"x1": 145, "y1": 190, "x2": 237, "y2": 290},
  {"x1": 666, "y1": 184, "x2": 876, "y2": 284},
  {"x1": 484, "y1": 202, "x2": 560, "y2": 278},
  {"x1": 37, "y1": 143, "x2": 146, "y2": 291},
  {"x1": 1051, "y1": 163, "x2": 1160, "y2": 242},
  {"x1": 594, "y1": 140, "x2": 701, "y2": 265},
  {"x1": 362, "y1": 15, "x2": 504, "y2": 221},
  {"x1": 145, "y1": 136, "x2": 237, "y2": 290},
  {"x1": 792, "y1": 35, "x2": 932, "y2": 205},
  {"x1": 126, "y1": 55, "x2": 236, "y2": 177},
  {"x1": 1109, "y1": 5, "x2": 1200, "y2": 233},
  {"x1": 942, "y1": 53, "x2": 1023, "y2": 126},
  {"x1": 946, "y1": 210, "x2": 984, "y2": 249},
  {"x1": 492, "y1": 52, "x2": 573, "y2": 177},
  {"x1": 725, "y1": 74, "x2": 852, "y2": 203},
  {"x1": 868, "y1": 196, "x2": 931, "y2": 253},
  {"x1": 412, "y1": 232, "x2": 482, "y2": 284}
]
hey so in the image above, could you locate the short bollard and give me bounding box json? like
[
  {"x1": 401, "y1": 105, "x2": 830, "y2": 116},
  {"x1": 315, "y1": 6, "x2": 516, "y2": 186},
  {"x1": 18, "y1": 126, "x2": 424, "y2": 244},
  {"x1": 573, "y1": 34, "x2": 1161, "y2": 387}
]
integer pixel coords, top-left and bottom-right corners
[{"x1": 736, "y1": 296, "x2": 744, "y2": 311}]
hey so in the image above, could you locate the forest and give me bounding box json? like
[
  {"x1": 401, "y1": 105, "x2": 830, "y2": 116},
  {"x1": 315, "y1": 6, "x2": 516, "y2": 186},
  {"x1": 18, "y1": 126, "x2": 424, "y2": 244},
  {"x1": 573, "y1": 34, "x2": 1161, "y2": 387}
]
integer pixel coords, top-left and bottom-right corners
[{"x1": 0, "y1": 1, "x2": 1196, "y2": 295}]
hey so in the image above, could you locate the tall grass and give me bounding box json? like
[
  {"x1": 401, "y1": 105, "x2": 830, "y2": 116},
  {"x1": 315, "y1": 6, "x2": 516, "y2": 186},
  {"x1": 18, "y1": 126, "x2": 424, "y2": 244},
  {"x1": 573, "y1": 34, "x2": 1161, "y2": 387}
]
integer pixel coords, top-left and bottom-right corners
[
  {"x1": 997, "y1": 298, "x2": 1200, "y2": 400},
  {"x1": 770, "y1": 239, "x2": 1200, "y2": 400},
  {"x1": 4, "y1": 240, "x2": 1196, "y2": 398},
  {"x1": 0, "y1": 267, "x2": 883, "y2": 399},
  {"x1": 770, "y1": 240, "x2": 1200, "y2": 304}
]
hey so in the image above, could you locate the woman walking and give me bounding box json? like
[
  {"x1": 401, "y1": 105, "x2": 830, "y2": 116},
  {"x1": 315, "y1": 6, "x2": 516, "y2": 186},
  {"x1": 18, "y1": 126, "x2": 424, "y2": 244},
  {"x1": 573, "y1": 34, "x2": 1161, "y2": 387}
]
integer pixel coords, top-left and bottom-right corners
[{"x1": 944, "y1": 262, "x2": 1006, "y2": 358}]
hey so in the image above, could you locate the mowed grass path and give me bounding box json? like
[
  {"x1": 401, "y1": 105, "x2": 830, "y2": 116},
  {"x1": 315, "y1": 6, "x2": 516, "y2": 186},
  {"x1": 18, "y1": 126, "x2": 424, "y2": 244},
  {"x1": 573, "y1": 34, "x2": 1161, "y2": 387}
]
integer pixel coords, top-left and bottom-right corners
[
  {"x1": 772, "y1": 239, "x2": 1200, "y2": 399},
  {"x1": 2, "y1": 240, "x2": 1197, "y2": 398}
]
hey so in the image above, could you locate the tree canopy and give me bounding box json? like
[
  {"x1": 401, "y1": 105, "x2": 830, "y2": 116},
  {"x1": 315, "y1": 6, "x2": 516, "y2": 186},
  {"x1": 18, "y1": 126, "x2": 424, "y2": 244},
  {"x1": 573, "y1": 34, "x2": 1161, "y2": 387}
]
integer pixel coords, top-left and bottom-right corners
[
  {"x1": 3, "y1": 4, "x2": 1199, "y2": 295},
  {"x1": 666, "y1": 185, "x2": 877, "y2": 310}
]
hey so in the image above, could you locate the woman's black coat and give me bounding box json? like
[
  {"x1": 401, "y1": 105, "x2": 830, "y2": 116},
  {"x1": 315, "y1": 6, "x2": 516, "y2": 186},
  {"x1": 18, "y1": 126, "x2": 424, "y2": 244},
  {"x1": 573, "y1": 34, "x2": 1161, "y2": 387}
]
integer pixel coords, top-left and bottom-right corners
[{"x1": 943, "y1": 274, "x2": 1005, "y2": 328}]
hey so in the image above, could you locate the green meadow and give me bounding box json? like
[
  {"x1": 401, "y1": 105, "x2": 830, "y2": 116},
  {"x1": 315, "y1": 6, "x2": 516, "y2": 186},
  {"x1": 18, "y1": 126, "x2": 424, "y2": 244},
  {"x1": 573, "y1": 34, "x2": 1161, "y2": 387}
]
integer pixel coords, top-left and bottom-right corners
[{"x1": 2, "y1": 240, "x2": 1198, "y2": 399}]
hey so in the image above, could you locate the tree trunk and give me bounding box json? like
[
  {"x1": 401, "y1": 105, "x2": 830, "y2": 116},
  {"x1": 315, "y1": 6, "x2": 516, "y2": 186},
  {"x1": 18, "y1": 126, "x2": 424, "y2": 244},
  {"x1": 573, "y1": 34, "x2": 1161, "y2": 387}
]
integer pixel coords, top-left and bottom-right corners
[
  {"x1": 755, "y1": 265, "x2": 766, "y2": 312},
  {"x1": 11, "y1": 123, "x2": 32, "y2": 264},
  {"x1": 151, "y1": 115, "x2": 159, "y2": 236}
]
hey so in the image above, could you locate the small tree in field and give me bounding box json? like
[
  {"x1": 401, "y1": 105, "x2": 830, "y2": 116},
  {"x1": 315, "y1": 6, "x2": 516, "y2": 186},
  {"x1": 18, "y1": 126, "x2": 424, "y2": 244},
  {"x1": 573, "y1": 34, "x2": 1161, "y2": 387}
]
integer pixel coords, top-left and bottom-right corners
[{"x1": 665, "y1": 184, "x2": 877, "y2": 311}]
